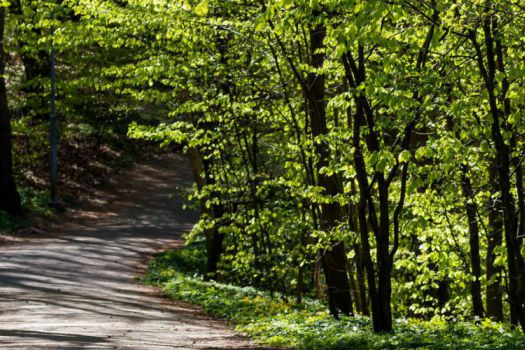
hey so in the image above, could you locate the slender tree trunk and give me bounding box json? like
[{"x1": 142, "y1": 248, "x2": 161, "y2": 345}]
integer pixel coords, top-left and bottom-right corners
[
  {"x1": 376, "y1": 180, "x2": 393, "y2": 331},
  {"x1": 494, "y1": 142, "x2": 523, "y2": 327},
  {"x1": 308, "y1": 19, "x2": 352, "y2": 317},
  {"x1": 470, "y1": 15, "x2": 525, "y2": 330},
  {"x1": 354, "y1": 244, "x2": 369, "y2": 315},
  {"x1": 460, "y1": 165, "x2": 484, "y2": 317},
  {"x1": 344, "y1": 51, "x2": 395, "y2": 331},
  {"x1": 295, "y1": 207, "x2": 308, "y2": 304},
  {"x1": 188, "y1": 145, "x2": 225, "y2": 278},
  {"x1": 0, "y1": 7, "x2": 22, "y2": 216},
  {"x1": 188, "y1": 148, "x2": 217, "y2": 276},
  {"x1": 201, "y1": 152, "x2": 225, "y2": 278},
  {"x1": 485, "y1": 162, "x2": 503, "y2": 321},
  {"x1": 349, "y1": 200, "x2": 368, "y2": 315},
  {"x1": 492, "y1": 19, "x2": 525, "y2": 330},
  {"x1": 313, "y1": 254, "x2": 323, "y2": 299},
  {"x1": 189, "y1": 30, "x2": 234, "y2": 279}
]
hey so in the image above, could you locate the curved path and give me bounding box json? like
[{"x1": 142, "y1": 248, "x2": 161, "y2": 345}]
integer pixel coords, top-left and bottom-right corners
[{"x1": 0, "y1": 154, "x2": 263, "y2": 349}]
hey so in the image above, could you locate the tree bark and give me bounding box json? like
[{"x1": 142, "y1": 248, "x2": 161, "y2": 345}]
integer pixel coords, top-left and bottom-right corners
[
  {"x1": 349, "y1": 200, "x2": 368, "y2": 315},
  {"x1": 188, "y1": 147, "x2": 225, "y2": 278},
  {"x1": 460, "y1": 165, "x2": 484, "y2": 317},
  {"x1": 343, "y1": 49, "x2": 395, "y2": 332},
  {"x1": 470, "y1": 12, "x2": 525, "y2": 330},
  {"x1": 201, "y1": 152, "x2": 225, "y2": 278},
  {"x1": 0, "y1": 7, "x2": 22, "y2": 215},
  {"x1": 485, "y1": 162, "x2": 503, "y2": 321},
  {"x1": 308, "y1": 18, "x2": 352, "y2": 317}
]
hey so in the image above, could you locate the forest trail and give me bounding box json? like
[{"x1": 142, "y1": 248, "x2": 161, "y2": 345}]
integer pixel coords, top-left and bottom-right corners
[{"x1": 0, "y1": 154, "x2": 263, "y2": 349}]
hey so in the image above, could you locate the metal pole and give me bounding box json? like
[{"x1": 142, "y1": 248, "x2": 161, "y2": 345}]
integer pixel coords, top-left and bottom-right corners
[{"x1": 49, "y1": 8, "x2": 59, "y2": 207}]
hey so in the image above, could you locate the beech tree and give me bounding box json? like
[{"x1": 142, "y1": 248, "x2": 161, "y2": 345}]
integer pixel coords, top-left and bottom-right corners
[{"x1": 9, "y1": 0, "x2": 523, "y2": 335}]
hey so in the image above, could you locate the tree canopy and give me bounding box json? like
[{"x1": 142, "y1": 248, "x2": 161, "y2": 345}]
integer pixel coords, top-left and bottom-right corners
[{"x1": 3, "y1": 0, "x2": 525, "y2": 337}]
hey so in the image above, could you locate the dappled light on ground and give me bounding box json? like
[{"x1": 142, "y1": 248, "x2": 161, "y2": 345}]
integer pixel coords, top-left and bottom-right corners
[{"x1": 0, "y1": 155, "x2": 264, "y2": 349}]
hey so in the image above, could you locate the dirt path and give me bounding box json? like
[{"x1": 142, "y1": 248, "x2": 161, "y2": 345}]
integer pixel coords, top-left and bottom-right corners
[{"x1": 0, "y1": 154, "x2": 264, "y2": 349}]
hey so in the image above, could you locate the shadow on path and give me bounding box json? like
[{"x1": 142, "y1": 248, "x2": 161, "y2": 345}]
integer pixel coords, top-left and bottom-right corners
[{"x1": 0, "y1": 154, "x2": 265, "y2": 349}]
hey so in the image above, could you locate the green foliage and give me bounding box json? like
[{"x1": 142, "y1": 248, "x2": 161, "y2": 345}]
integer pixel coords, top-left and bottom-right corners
[
  {"x1": 0, "y1": 210, "x2": 29, "y2": 234},
  {"x1": 19, "y1": 187, "x2": 54, "y2": 217},
  {"x1": 144, "y1": 242, "x2": 207, "y2": 279},
  {"x1": 0, "y1": 186, "x2": 52, "y2": 234},
  {"x1": 146, "y1": 246, "x2": 525, "y2": 350},
  {"x1": 7, "y1": 0, "x2": 525, "y2": 335}
]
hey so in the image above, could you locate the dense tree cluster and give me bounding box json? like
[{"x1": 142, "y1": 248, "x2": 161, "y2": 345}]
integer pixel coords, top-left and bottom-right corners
[{"x1": 3, "y1": 0, "x2": 525, "y2": 334}]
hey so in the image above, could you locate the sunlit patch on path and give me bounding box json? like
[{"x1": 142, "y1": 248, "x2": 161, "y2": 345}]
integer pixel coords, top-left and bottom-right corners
[{"x1": 0, "y1": 154, "x2": 264, "y2": 349}]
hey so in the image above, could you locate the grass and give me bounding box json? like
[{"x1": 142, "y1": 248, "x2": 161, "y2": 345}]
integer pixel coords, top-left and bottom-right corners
[{"x1": 144, "y1": 244, "x2": 525, "y2": 350}]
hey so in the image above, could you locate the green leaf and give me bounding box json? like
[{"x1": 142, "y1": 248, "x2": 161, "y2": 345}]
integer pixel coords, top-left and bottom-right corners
[
  {"x1": 398, "y1": 150, "x2": 411, "y2": 163},
  {"x1": 195, "y1": 0, "x2": 209, "y2": 16}
]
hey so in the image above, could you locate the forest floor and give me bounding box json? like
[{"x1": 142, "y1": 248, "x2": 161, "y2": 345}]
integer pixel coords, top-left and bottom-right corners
[{"x1": 0, "y1": 154, "x2": 265, "y2": 349}]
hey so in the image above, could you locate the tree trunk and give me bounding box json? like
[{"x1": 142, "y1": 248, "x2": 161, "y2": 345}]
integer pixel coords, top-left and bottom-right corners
[
  {"x1": 201, "y1": 155, "x2": 225, "y2": 278},
  {"x1": 460, "y1": 165, "x2": 484, "y2": 317},
  {"x1": 188, "y1": 147, "x2": 224, "y2": 278},
  {"x1": 354, "y1": 245, "x2": 369, "y2": 315},
  {"x1": 349, "y1": 201, "x2": 368, "y2": 315},
  {"x1": 0, "y1": 7, "x2": 22, "y2": 216},
  {"x1": 344, "y1": 53, "x2": 395, "y2": 331},
  {"x1": 470, "y1": 17, "x2": 525, "y2": 330},
  {"x1": 485, "y1": 162, "x2": 503, "y2": 321},
  {"x1": 376, "y1": 180, "x2": 393, "y2": 331},
  {"x1": 307, "y1": 19, "x2": 352, "y2": 317}
]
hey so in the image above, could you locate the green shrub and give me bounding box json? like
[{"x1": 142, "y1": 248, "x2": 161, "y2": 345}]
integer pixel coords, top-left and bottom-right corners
[
  {"x1": 0, "y1": 187, "x2": 54, "y2": 234},
  {"x1": 0, "y1": 210, "x2": 29, "y2": 234},
  {"x1": 19, "y1": 187, "x2": 55, "y2": 217}
]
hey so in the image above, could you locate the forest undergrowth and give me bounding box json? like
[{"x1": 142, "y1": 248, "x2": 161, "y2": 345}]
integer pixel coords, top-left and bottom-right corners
[{"x1": 145, "y1": 243, "x2": 525, "y2": 350}]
